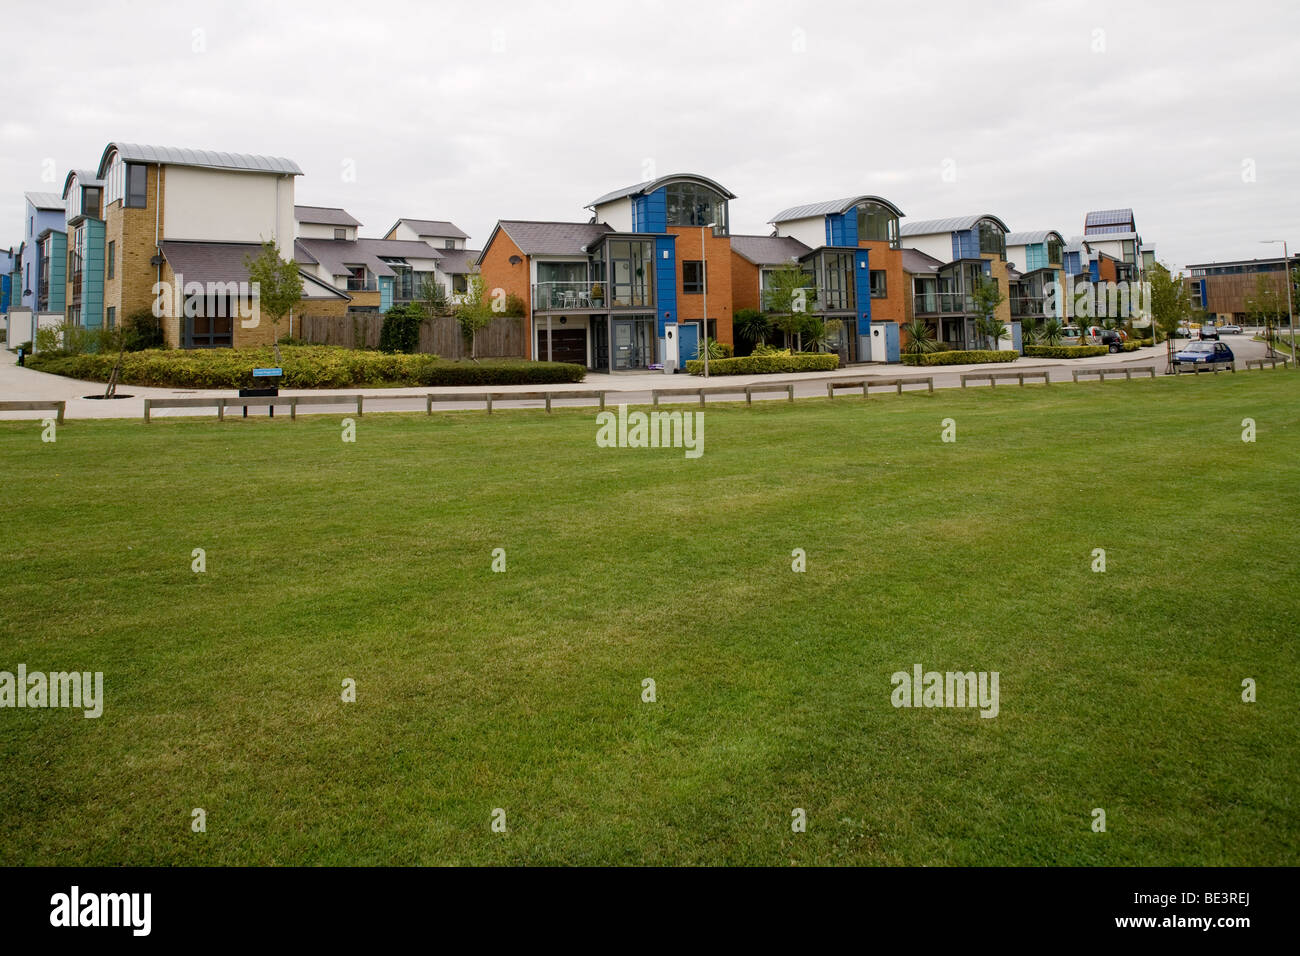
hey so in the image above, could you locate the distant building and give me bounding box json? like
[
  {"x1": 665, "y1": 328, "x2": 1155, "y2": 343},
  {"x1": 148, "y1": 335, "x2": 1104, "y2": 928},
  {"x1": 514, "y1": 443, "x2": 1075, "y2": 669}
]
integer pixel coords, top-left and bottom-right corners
[{"x1": 1185, "y1": 256, "x2": 1299, "y2": 324}]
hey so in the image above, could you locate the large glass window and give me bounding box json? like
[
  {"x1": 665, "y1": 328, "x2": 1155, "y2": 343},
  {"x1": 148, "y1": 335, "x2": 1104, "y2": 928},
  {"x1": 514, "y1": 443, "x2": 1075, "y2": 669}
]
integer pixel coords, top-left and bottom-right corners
[
  {"x1": 606, "y1": 239, "x2": 652, "y2": 308},
  {"x1": 82, "y1": 187, "x2": 101, "y2": 218},
  {"x1": 856, "y1": 202, "x2": 900, "y2": 248},
  {"x1": 978, "y1": 221, "x2": 1006, "y2": 258},
  {"x1": 1046, "y1": 237, "x2": 1063, "y2": 265},
  {"x1": 820, "y1": 252, "x2": 853, "y2": 310},
  {"x1": 665, "y1": 182, "x2": 728, "y2": 234}
]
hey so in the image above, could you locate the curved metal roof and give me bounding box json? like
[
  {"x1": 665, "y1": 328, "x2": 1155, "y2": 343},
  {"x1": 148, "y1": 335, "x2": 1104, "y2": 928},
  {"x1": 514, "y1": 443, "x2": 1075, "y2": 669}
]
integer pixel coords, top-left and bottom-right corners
[
  {"x1": 769, "y1": 195, "x2": 904, "y2": 224},
  {"x1": 1004, "y1": 229, "x2": 1063, "y2": 247},
  {"x1": 587, "y1": 173, "x2": 736, "y2": 208},
  {"x1": 24, "y1": 191, "x2": 65, "y2": 211},
  {"x1": 900, "y1": 214, "x2": 1010, "y2": 236},
  {"x1": 96, "y1": 142, "x2": 302, "y2": 179},
  {"x1": 62, "y1": 169, "x2": 104, "y2": 200}
]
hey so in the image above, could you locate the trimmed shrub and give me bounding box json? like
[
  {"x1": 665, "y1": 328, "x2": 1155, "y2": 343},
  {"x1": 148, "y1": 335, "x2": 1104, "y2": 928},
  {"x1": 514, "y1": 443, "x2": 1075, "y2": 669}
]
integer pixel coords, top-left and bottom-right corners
[
  {"x1": 901, "y1": 350, "x2": 1019, "y2": 366},
  {"x1": 1122, "y1": 339, "x2": 1154, "y2": 351},
  {"x1": 26, "y1": 345, "x2": 585, "y2": 388},
  {"x1": 1023, "y1": 345, "x2": 1108, "y2": 359},
  {"x1": 684, "y1": 353, "x2": 838, "y2": 376},
  {"x1": 122, "y1": 311, "x2": 165, "y2": 351},
  {"x1": 378, "y1": 304, "x2": 422, "y2": 353}
]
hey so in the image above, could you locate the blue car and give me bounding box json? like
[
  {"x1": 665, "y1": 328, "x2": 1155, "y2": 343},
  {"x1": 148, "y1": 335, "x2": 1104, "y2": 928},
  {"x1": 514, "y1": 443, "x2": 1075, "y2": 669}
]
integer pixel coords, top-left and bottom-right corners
[{"x1": 1173, "y1": 340, "x2": 1234, "y2": 372}]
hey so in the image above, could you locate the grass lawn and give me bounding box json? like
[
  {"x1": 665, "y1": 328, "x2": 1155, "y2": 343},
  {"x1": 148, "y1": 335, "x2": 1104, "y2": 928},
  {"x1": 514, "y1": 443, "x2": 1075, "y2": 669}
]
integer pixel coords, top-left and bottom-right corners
[{"x1": 1, "y1": 372, "x2": 1297, "y2": 866}]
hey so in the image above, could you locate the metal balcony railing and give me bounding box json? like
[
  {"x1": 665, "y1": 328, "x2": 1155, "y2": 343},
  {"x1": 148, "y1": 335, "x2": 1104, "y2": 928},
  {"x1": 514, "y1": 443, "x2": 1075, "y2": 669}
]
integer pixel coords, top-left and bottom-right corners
[
  {"x1": 532, "y1": 281, "x2": 652, "y2": 311},
  {"x1": 913, "y1": 292, "x2": 974, "y2": 315}
]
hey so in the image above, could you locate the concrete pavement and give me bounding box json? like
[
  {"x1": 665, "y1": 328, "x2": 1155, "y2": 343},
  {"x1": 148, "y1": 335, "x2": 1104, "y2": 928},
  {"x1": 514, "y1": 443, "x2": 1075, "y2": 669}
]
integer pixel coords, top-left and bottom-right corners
[{"x1": 0, "y1": 335, "x2": 1274, "y2": 421}]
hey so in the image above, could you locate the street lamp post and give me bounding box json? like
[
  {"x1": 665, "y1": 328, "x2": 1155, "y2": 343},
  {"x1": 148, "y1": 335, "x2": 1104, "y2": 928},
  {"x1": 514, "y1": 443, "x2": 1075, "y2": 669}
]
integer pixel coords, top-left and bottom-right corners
[
  {"x1": 1261, "y1": 240, "x2": 1295, "y2": 368},
  {"x1": 700, "y1": 222, "x2": 716, "y2": 379}
]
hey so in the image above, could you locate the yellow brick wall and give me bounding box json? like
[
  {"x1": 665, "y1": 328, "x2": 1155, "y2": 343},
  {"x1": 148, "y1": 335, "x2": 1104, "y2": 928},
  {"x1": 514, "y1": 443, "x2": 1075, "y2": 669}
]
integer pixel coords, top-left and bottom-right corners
[{"x1": 103, "y1": 164, "x2": 164, "y2": 324}]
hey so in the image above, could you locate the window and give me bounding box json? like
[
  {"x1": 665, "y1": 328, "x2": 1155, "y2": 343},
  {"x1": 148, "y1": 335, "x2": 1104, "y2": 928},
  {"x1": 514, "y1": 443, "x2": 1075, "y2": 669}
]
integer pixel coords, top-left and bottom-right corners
[
  {"x1": 334, "y1": 228, "x2": 346, "y2": 240},
  {"x1": 106, "y1": 307, "x2": 116, "y2": 329},
  {"x1": 452, "y1": 274, "x2": 468, "y2": 294},
  {"x1": 606, "y1": 238, "x2": 652, "y2": 307},
  {"x1": 856, "y1": 202, "x2": 900, "y2": 249},
  {"x1": 665, "y1": 182, "x2": 728, "y2": 234},
  {"x1": 978, "y1": 221, "x2": 1006, "y2": 258},
  {"x1": 682, "y1": 260, "x2": 705, "y2": 294},
  {"x1": 82, "y1": 187, "x2": 101, "y2": 217},
  {"x1": 125, "y1": 164, "x2": 148, "y2": 208},
  {"x1": 67, "y1": 306, "x2": 81, "y2": 327},
  {"x1": 869, "y1": 270, "x2": 887, "y2": 298},
  {"x1": 819, "y1": 252, "x2": 853, "y2": 310},
  {"x1": 346, "y1": 265, "x2": 369, "y2": 291},
  {"x1": 1046, "y1": 238, "x2": 1063, "y2": 265},
  {"x1": 444, "y1": 240, "x2": 456, "y2": 249},
  {"x1": 107, "y1": 241, "x2": 115, "y2": 279}
]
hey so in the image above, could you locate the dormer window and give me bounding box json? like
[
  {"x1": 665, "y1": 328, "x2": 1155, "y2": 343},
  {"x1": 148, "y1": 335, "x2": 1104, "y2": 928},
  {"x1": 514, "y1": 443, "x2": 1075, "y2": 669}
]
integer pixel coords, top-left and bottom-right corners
[
  {"x1": 444, "y1": 240, "x2": 455, "y2": 249},
  {"x1": 856, "y1": 202, "x2": 900, "y2": 248},
  {"x1": 665, "y1": 182, "x2": 728, "y2": 234},
  {"x1": 334, "y1": 228, "x2": 347, "y2": 240},
  {"x1": 125, "y1": 164, "x2": 148, "y2": 208},
  {"x1": 1047, "y1": 237, "x2": 1063, "y2": 266}
]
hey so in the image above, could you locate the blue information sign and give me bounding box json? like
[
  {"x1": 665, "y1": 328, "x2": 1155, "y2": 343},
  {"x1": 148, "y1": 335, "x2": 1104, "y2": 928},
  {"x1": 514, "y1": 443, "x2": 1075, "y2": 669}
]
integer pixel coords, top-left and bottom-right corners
[{"x1": 252, "y1": 368, "x2": 283, "y2": 378}]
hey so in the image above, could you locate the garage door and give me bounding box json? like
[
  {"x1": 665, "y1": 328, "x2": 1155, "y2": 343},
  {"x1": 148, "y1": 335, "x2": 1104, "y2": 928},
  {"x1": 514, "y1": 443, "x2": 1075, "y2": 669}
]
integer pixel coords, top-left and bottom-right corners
[{"x1": 536, "y1": 328, "x2": 587, "y2": 365}]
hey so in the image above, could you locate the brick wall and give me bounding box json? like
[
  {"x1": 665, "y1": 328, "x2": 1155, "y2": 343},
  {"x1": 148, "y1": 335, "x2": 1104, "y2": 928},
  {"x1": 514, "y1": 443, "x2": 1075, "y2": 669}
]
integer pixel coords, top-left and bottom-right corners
[
  {"x1": 477, "y1": 228, "x2": 532, "y2": 356},
  {"x1": 671, "y1": 227, "x2": 733, "y2": 347},
  {"x1": 104, "y1": 164, "x2": 164, "y2": 325}
]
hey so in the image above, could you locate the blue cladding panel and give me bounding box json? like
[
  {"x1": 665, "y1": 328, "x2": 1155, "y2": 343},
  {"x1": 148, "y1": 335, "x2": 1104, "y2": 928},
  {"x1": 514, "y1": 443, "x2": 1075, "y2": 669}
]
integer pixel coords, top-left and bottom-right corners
[
  {"x1": 634, "y1": 188, "x2": 667, "y2": 233},
  {"x1": 1026, "y1": 244, "x2": 1047, "y2": 271},
  {"x1": 953, "y1": 228, "x2": 980, "y2": 260},
  {"x1": 854, "y1": 249, "x2": 872, "y2": 335},
  {"x1": 825, "y1": 212, "x2": 858, "y2": 247},
  {"x1": 1064, "y1": 251, "x2": 1080, "y2": 274},
  {"x1": 47, "y1": 233, "x2": 66, "y2": 312},
  {"x1": 1089, "y1": 260, "x2": 1100, "y2": 282},
  {"x1": 1012, "y1": 320, "x2": 1023, "y2": 354},
  {"x1": 1200, "y1": 279, "x2": 1207, "y2": 306},
  {"x1": 82, "y1": 219, "x2": 105, "y2": 327},
  {"x1": 655, "y1": 235, "x2": 677, "y2": 337},
  {"x1": 380, "y1": 277, "x2": 394, "y2": 312}
]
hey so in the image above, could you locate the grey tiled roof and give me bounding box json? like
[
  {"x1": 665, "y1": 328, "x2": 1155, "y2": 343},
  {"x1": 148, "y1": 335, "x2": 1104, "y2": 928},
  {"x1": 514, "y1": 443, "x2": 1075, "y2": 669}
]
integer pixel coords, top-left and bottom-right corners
[
  {"x1": 295, "y1": 238, "x2": 444, "y2": 279},
  {"x1": 392, "y1": 218, "x2": 469, "y2": 240},
  {"x1": 437, "y1": 248, "x2": 481, "y2": 273},
  {"x1": 497, "y1": 220, "x2": 613, "y2": 255},
  {"x1": 158, "y1": 240, "x2": 263, "y2": 284},
  {"x1": 900, "y1": 248, "x2": 946, "y2": 274},
  {"x1": 295, "y1": 205, "x2": 361, "y2": 227},
  {"x1": 729, "y1": 234, "x2": 810, "y2": 265}
]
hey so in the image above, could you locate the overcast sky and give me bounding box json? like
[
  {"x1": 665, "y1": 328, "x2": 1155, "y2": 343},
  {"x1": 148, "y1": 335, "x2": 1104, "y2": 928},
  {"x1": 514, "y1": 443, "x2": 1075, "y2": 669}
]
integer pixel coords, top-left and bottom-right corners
[{"x1": 3, "y1": 0, "x2": 1298, "y2": 271}]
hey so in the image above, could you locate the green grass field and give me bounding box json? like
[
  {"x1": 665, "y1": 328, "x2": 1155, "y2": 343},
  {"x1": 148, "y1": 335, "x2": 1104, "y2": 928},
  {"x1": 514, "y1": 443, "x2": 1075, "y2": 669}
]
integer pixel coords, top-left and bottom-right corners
[{"x1": 1, "y1": 372, "x2": 1297, "y2": 865}]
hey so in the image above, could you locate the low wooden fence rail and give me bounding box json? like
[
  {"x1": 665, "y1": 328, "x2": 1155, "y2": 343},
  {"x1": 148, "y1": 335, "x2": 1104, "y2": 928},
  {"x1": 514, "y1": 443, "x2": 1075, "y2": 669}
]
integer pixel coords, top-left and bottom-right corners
[
  {"x1": 143, "y1": 394, "x2": 365, "y2": 422},
  {"x1": 1071, "y1": 365, "x2": 1158, "y2": 382},
  {"x1": 960, "y1": 370, "x2": 1051, "y2": 387},
  {"x1": 1245, "y1": 357, "x2": 1291, "y2": 370},
  {"x1": 827, "y1": 376, "x2": 935, "y2": 398},
  {"x1": 0, "y1": 400, "x2": 65, "y2": 422}
]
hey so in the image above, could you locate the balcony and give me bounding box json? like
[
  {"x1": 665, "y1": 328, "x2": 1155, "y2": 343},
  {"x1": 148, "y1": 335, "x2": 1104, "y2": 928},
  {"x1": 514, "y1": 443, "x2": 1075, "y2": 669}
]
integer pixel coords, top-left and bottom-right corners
[
  {"x1": 913, "y1": 292, "x2": 974, "y2": 316},
  {"x1": 1009, "y1": 296, "x2": 1047, "y2": 318},
  {"x1": 532, "y1": 281, "x2": 653, "y2": 312},
  {"x1": 760, "y1": 288, "x2": 850, "y2": 313},
  {"x1": 346, "y1": 276, "x2": 378, "y2": 292}
]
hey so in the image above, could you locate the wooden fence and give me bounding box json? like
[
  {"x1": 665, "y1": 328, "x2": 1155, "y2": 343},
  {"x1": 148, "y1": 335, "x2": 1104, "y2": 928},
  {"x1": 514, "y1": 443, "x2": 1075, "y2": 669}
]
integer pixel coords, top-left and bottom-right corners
[{"x1": 297, "y1": 313, "x2": 525, "y2": 360}]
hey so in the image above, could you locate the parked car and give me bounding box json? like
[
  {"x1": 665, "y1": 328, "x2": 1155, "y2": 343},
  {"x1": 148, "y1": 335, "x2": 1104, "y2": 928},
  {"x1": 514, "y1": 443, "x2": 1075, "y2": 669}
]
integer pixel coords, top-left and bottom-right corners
[
  {"x1": 1219, "y1": 324, "x2": 1243, "y2": 334},
  {"x1": 1199, "y1": 325, "x2": 1219, "y2": 340},
  {"x1": 1097, "y1": 329, "x2": 1125, "y2": 353},
  {"x1": 1173, "y1": 341, "x2": 1235, "y2": 372}
]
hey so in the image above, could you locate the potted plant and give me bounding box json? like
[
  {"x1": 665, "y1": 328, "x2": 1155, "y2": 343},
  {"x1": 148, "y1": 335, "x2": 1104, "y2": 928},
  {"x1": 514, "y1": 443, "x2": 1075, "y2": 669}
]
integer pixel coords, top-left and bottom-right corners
[{"x1": 590, "y1": 283, "x2": 604, "y2": 306}]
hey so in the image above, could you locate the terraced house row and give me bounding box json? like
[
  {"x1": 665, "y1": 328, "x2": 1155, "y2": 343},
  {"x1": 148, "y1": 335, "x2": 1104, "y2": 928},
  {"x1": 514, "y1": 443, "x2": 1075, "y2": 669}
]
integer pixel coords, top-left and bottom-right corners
[{"x1": 3, "y1": 142, "x2": 1155, "y2": 367}]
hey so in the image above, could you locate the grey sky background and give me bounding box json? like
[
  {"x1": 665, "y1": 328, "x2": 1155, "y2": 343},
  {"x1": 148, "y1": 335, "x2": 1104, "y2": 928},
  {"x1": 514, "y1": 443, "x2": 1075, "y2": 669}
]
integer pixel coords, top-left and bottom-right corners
[{"x1": 3, "y1": 0, "x2": 1297, "y2": 271}]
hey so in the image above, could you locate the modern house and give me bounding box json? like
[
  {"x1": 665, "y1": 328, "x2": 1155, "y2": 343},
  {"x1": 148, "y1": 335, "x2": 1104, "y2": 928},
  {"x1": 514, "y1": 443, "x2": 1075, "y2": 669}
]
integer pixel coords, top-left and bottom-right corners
[
  {"x1": 0, "y1": 248, "x2": 15, "y2": 315},
  {"x1": 765, "y1": 195, "x2": 907, "y2": 362},
  {"x1": 20, "y1": 192, "x2": 66, "y2": 313},
  {"x1": 1005, "y1": 230, "x2": 1067, "y2": 322},
  {"x1": 1080, "y1": 208, "x2": 1144, "y2": 282},
  {"x1": 62, "y1": 169, "x2": 106, "y2": 330},
  {"x1": 478, "y1": 173, "x2": 738, "y2": 370},
  {"x1": 899, "y1": 214, "x2": 1018, "y2": 351},
  {"x1": 381, "y1": 217, "x2": 479, "y2": 300},
  {"x1": 94, "y1": 142, "x2": 301, "y2": 348}
]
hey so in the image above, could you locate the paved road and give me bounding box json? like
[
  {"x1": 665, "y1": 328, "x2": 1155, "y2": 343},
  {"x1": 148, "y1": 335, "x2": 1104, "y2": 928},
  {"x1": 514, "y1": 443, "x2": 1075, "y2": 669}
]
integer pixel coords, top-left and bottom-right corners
[{"x1": 0, "y1": 333, "x2": 1279, "y2": 421}]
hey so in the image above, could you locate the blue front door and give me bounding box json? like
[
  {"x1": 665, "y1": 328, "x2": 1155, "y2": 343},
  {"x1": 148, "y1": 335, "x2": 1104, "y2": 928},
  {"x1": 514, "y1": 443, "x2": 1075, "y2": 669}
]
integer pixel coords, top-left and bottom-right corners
[{"x1": 678, "y1": 323, "x2": 698, "y2": 369}]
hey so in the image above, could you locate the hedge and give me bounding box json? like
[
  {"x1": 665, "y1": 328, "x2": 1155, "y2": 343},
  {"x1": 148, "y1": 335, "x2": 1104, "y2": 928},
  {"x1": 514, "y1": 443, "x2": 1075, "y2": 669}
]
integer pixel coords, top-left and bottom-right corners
[
  {"x1": 1023, "y1": 345, "x2": 1109, "y2": 359},
  {"x1": 25, "y1": 345, "x2": 586, "y2": 388},
  {"x1": 1122, "y1": 339, "x2": 1154, "y2": 351},
  {"x1": 901, "y1": 350, "x2": 1018, "y2": 366},
  {"x1": 684, "y1": 353, "x2": 839, "y2": 376}
]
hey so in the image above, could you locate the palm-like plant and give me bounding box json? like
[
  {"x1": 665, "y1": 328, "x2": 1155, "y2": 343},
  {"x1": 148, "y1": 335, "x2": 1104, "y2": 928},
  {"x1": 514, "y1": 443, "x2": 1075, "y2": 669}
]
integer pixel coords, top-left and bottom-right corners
[
  {"x1": 901, "y1": 318, "x2": 938, "y2": 355},
  {"x1": 1040, "y1": 318, "x2": 1064, "y2": 345},
  {"x1": 1019, "y1": 315, "x2": 1042, "y2": 347},
  {"x1": 733, "y1": 309, "x2": 771, "y2": 347},
  {"x1": 976, "y1": 315, "x2": 1009, "y2": 350}
]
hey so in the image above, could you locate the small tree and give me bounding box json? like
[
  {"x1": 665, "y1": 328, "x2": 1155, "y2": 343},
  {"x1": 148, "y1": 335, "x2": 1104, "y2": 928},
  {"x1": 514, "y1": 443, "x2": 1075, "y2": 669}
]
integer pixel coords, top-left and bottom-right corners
[
  {"x1": 733, "y1": 308, "x2": 771, "y2": 349},
  {"x1": 418, "y1": 273, "x2": 451, "y2": 319},
  {"x1": 244, "y1": 240, "x2": 303, "y2": 364},
  {"x1": 455, "y1": 274, "x2": 496, "y2": 361},
  {"x1": 765, "y1": 263, "x2": 815, "y2": 351},
  {"x1": 1040, "y1": 318, "x2": 1064, "y2": 346},
  {"x1": 1147, "y1": 261, "x2": 1192, "y2": 366},
  {"x1": 901, "y1": 318, "x2": 937, "y2": 355},
  {"x1": 1019, "y1": 314, "x2": 1042, "y2": 347},
  {"x1": 971, "y1": 275, "x2": 1005, "y2": 349}
]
